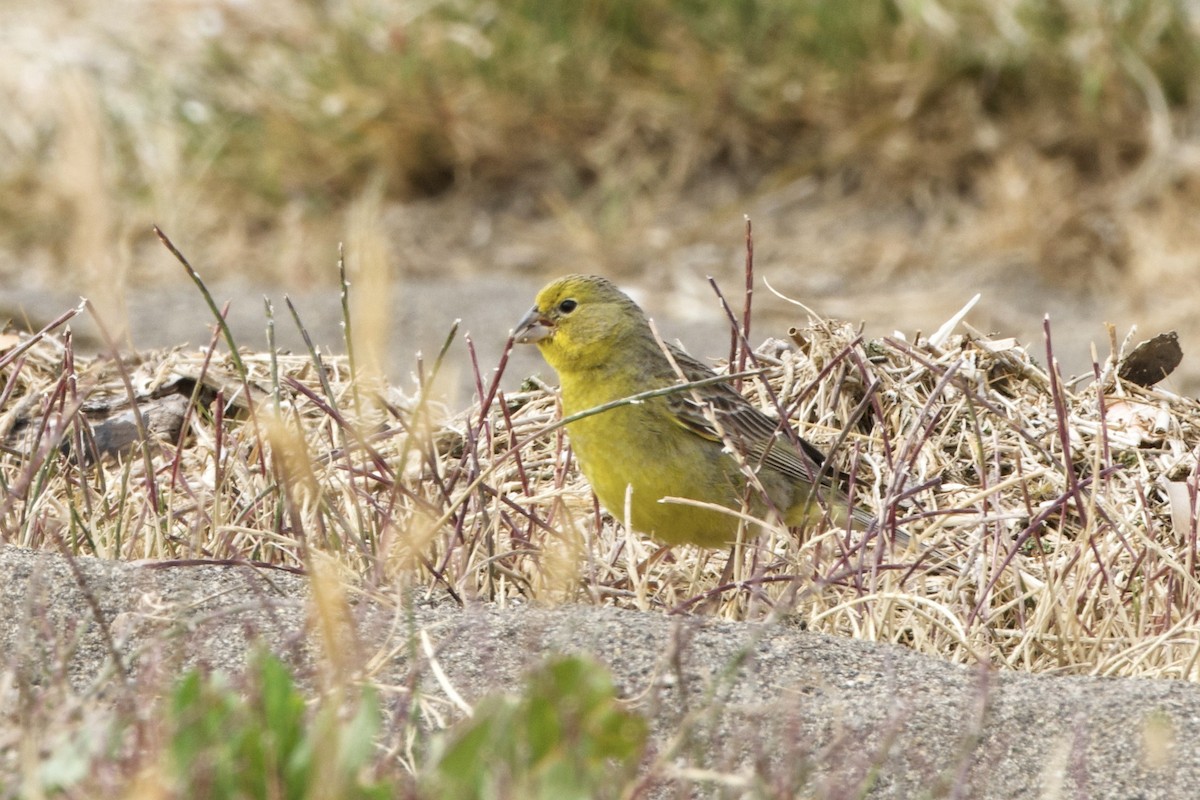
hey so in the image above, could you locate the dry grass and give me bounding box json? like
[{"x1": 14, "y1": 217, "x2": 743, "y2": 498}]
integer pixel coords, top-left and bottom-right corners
[
  {"x1": 5, "y1": 0, "x2": 1200, "y2": 287},
  {"x1": 2, "y1": 255, "x2": 1198, "y2": 681}
]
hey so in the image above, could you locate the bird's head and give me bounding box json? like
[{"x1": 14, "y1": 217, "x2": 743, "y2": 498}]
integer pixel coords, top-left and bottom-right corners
[{"x1": 514, "y1": 274, "x2": 648, "y2": 373}]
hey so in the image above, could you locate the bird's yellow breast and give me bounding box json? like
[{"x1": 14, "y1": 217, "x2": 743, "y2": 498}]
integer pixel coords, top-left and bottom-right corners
[{"x1": 560, "y1": 383, "x2": 758, "y2": 547}]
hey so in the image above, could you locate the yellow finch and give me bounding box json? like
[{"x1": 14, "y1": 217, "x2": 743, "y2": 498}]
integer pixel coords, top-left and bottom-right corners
[{"x1": 514, "y1": 274, "x2": 880, "y2": 548}]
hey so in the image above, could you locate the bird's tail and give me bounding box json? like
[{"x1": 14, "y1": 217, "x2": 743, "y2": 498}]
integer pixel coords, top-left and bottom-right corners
[{"x1": 825, "y1": 491, "x2": 960, "y2": 576}]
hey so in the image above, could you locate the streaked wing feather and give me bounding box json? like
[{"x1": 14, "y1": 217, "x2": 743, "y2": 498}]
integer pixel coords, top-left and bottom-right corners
[{"x1": 661, "y1": 344, "x2": 835, "y2": 488}]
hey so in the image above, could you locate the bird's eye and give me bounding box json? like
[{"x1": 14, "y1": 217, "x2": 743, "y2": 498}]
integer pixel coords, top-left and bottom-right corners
[{"x1": 558, "y1": 299, "x2": 577, "y2": 314}]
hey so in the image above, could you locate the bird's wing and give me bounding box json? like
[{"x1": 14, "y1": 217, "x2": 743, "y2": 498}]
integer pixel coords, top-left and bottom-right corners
[
  {"x1": 661, "y1": 345, "x2": 833, "y2": 487},
  {"x1": 663, "y1": 344, "x2": 886, "y2": 537}
]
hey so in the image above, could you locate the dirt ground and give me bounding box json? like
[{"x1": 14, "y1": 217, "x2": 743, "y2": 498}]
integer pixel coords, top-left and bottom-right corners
[{"x1": 4, "y1": 545, "x2": 1199, "y2": 799}]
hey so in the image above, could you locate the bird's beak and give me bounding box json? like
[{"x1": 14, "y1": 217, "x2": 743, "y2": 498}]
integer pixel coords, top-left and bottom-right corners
[{"x1": 514, "y1": 306, "x2": 554, "y2": 344}]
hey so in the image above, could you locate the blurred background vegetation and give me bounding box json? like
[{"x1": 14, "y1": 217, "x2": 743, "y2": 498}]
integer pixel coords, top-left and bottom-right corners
[{"x1": 5, "y1": 0, "x2": 1200, "y2": 384}]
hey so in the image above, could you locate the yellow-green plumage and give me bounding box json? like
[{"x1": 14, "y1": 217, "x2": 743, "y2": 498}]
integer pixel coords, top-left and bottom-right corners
[{"x1": 514, "y1": 274, "x2": 870, "y2": 547}]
